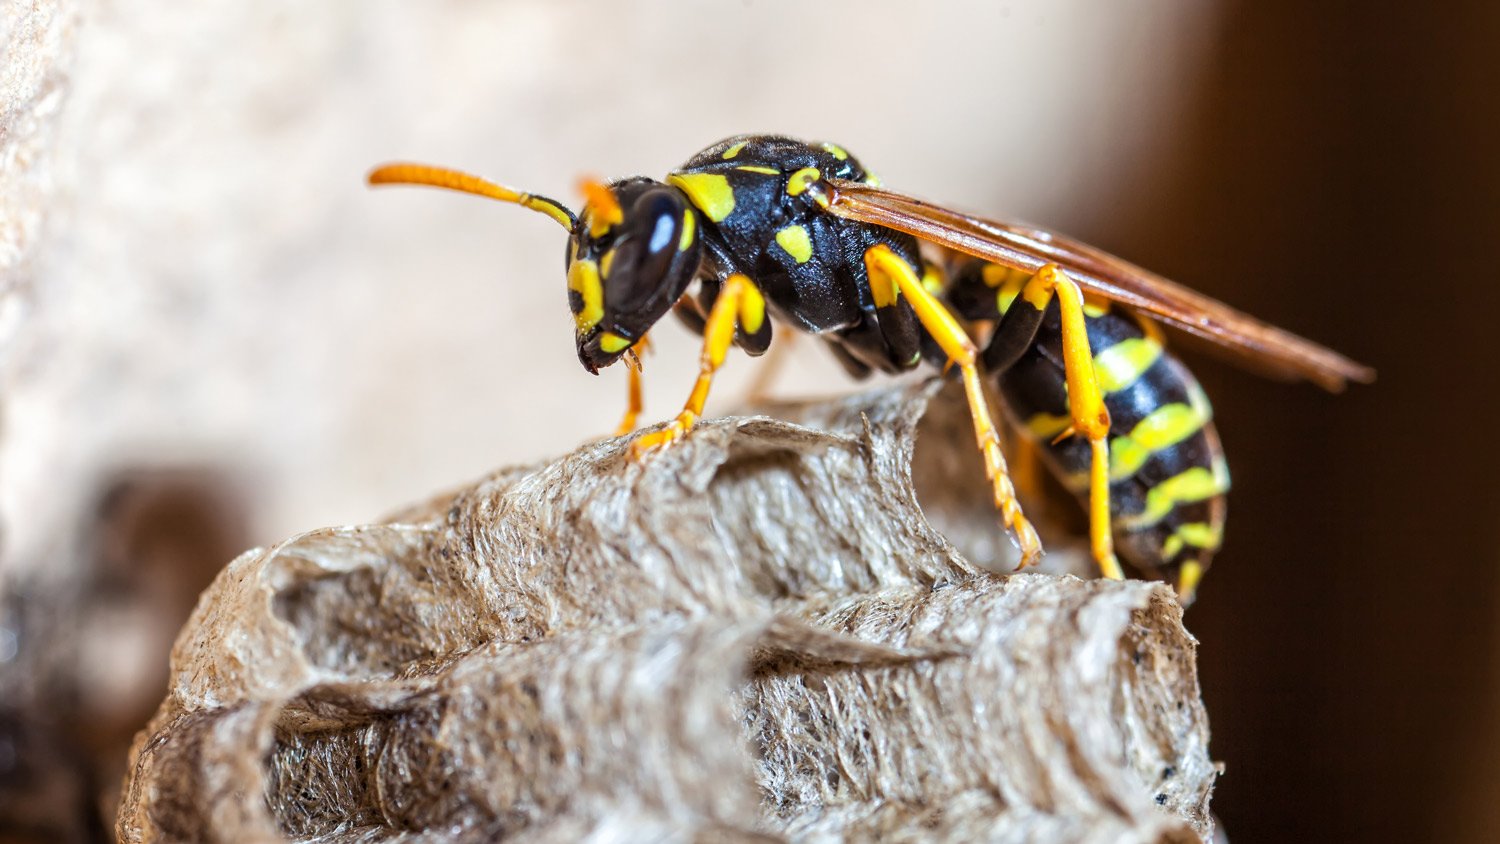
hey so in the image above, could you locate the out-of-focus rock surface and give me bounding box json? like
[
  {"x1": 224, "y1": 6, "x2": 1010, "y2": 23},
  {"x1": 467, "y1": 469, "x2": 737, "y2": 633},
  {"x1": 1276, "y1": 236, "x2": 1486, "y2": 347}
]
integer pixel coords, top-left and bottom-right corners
[{"x1": 119, "y1": 383, "x2": 1218, "y2": 843}]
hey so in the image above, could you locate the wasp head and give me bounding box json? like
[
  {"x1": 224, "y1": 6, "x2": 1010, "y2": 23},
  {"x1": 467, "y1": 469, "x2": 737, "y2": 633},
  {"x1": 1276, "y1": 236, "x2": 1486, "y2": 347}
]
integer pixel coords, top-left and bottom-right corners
[
  {"x1": 364, "y1": 163, "x2": 705, "y2": 375},
  {"x1": 567, "y1": 178, "x2": 704, "y2": 373}
]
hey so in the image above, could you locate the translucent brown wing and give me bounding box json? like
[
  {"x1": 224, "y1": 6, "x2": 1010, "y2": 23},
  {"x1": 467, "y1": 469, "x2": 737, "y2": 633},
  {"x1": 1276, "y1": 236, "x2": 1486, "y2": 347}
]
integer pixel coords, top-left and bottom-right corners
[{"x1": 822, "y1": 179, "x2": 1375, "y2": 392}]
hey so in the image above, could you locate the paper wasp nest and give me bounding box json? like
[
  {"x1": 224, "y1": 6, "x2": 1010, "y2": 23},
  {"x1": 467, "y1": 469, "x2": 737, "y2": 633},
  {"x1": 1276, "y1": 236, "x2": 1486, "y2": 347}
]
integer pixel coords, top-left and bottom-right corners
[{"x1": 117, "y1": 381, "x2": 1218, "y2": 842}]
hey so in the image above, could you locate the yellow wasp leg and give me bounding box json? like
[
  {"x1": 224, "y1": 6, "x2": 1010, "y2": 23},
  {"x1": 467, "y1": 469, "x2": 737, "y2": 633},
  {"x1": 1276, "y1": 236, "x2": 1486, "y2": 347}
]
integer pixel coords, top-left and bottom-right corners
[
  {"x1": 631, "y1": 275, "x2": 752, "y2": 457},
  {"x1": 1025, "y1": 264, "x2": 1124, "y2": 581},
  {"x1": 613, "y1": 334, "x2": 651, "y2": 436},
  {"x1": 865, "y1": 244, "x2": 1043, "y2": 567}
]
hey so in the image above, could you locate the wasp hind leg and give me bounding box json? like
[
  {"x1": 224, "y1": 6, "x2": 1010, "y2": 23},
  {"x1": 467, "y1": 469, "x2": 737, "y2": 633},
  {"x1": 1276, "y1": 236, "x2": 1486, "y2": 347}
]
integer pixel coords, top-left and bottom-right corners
[
  {"x1": 991, "y1": 264, "x2": 1124, "y2": 581},
  {"x1": 631, "y1": 273, "x2": 765, "y2": 457},
  {"x1": 863, "y1": 244, "x2": 1043, "y2": 567}
]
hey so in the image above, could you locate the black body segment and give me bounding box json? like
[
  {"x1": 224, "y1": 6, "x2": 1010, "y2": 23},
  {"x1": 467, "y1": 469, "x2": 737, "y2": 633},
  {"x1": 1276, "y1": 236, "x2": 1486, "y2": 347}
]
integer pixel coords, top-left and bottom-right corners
[{"x1": 670, "y1": 136, "x2": 928, "y2": 374}]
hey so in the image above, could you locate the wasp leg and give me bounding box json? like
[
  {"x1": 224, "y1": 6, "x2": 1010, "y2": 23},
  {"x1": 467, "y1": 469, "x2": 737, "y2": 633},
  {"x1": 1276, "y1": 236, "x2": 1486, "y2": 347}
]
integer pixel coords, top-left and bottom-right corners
[
  {"x1": 1008, "y1": 264, "x2": 1123, "y2": 580},
  {"x1": 631, "y1": 273, "x2": 761, "y2": 457},
  {"x1": 696, "y1": 276, "x2": 774, "y2": 356},
  {"x1": 613, "y1": 335, "x2": 651, "y2": 436},
  {"x1": 864, "y1": 244, "x2": 1043, "y2": 567}
]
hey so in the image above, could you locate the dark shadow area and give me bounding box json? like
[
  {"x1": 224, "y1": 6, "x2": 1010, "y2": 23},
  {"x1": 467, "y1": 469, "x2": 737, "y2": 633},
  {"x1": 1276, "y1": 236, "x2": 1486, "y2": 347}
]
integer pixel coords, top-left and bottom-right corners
[
  {"x1": 1051, "y1": 2, "x2": 1499, "y2": 840},
  {"x1": 0, "y1": 468, "x2": 249, "y2": 842}
]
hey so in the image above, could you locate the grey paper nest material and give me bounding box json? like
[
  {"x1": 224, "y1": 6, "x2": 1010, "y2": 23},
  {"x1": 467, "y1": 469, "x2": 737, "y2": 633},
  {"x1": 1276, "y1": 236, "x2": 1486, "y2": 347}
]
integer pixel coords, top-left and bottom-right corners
[{"x1": 118, "y1": 381, "x2": 1217, "y2": 843}]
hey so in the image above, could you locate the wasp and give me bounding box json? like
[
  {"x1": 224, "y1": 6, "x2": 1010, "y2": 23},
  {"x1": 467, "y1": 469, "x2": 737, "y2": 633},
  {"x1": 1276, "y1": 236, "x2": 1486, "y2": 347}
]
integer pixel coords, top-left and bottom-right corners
[{"x1": 368, "y1": 135, "x2": 1373, "y2": 604}]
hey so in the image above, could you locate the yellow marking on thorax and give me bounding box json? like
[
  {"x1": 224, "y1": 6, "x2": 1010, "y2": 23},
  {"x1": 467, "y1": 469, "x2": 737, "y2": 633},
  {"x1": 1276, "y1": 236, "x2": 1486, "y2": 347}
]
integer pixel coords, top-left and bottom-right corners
[
  {"x1": 775, "y1": 225, "x2": 813, "y2": 264},
  {"x1": 982, "y1": 265, "x2": 1030, "y2": 315},
  {"x1": 668, "y1": 172, "x2": 735, "y2": 222},
  {"x1": 820, "y1": 142, "x2": 849, "y2": 160},
  {"x1": 600, "y1": 247, "x2": 617, "y2": 279},
  {"x1": 568, "y1": 259, "x2": 603, "y2": 333},
  {"x1": 1094, "y1": 336, "x2": 1163, "y2": 394},
  {"x1": 787, "y1": 167, "x2": 820, "y2": 197},
  {"x1": 735, "y1": 165, "x2": 779, "y2": 175},
  {"x1": 721, "y1": 140, "x2": 748, "y2": 160},
  {"x1": 678, "y1": 208, "x2": 696, "y2": 252},
  {"x1": 1081, "y1": 291, "x2": 1113, "y2": 318},
  {"x1": 981, "y1": 264, "x2": 1027, "y2": 288}
]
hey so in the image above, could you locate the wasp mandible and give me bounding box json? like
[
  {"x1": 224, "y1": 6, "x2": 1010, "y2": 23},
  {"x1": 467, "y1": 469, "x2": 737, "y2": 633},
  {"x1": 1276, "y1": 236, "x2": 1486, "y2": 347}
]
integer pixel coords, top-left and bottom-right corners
[{"x1": 368, "y1": 135, "x2": 1373, "y2": 604}]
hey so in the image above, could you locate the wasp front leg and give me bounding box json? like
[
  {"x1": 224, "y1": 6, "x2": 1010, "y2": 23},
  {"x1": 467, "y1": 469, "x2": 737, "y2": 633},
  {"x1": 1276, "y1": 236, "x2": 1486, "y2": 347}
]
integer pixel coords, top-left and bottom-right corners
[
  {"x1": 631, "y1": 273, "x2": 765, "y2": 457},
  {"x1": 864, "y1": 244, "x2": 1043, "y2": 567}
]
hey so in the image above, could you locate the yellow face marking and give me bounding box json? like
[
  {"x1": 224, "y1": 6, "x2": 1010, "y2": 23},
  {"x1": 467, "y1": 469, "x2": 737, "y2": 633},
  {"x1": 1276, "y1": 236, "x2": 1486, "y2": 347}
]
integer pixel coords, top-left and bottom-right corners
[
  {"x1": 678, "y1": 208, "x2": 696, "y2": 252},
  {"x1": 820, "y1": 142, "x2": 849, "y2": 160},
  {"x1": 1123, "y1": 463, "x2": 1231, "y2": 530},
  {"x1": 1093, "y1": 336, "x2": 1163, "y2": 394},
  {"x1": 721, "y1": 140, "x2": 748, "y2": 160},
  {"x1": 600, "y1": 247, "x2": 617, "y2": 280},
  {"x1": 786, "y1": 167, "x2": 821, "y2": 197},
  {"x1": 599, "y1": 331, "x2": 632, "y2": 354},
  {"x1": 667, "y1": 172, "x2": 735, "y2": 222},
  {"x1": 735, "y1": 165, "x2": 780, "y2": 175},
  {"x1": 775, "y1": 224, "x2": 813, "y2": 264},
  {"x1": 567, "y1": 259, "x2": 603, "y2": 334},
  {"x1": 738, "y1": 282, "x2": 767, "y2": 334}
]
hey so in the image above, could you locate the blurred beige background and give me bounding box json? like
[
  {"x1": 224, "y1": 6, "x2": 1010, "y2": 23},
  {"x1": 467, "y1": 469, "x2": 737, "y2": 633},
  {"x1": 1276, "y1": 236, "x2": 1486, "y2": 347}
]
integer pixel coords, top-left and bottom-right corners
[{"x1": 1, "y1": 0, "x2": 1218, "y2": 562}]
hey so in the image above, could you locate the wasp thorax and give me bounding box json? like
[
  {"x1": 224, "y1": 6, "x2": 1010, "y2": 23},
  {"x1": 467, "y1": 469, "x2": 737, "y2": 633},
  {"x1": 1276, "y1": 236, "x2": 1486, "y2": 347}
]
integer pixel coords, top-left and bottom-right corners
[{"x1": 568, "y1": 178, "x2": 704, "y2": 373}]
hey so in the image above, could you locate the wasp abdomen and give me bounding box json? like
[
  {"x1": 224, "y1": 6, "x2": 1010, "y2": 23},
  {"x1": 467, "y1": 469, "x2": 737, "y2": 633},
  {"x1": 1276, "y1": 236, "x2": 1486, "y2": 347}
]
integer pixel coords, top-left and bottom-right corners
[
  {"x1": 993, "y1": 302, "x2": 1229, "y2": 583},
  {"x1": 945, "y1": 259, "x2": 1230, "y2": 583}
]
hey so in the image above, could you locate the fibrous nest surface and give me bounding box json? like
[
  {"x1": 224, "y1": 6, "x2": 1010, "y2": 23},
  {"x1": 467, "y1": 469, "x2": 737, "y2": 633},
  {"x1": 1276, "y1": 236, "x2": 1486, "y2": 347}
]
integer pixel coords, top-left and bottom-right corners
[{"x1": 118, "y1": 381, "x2": 1217, "y2": 843}]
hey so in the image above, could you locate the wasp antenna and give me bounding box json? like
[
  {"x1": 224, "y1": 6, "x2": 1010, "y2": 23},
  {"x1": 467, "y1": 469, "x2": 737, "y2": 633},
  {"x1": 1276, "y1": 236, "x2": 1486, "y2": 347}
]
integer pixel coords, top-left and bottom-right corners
[{"x1": 367, "y1": 162, "x2": 577, "y2": 230}]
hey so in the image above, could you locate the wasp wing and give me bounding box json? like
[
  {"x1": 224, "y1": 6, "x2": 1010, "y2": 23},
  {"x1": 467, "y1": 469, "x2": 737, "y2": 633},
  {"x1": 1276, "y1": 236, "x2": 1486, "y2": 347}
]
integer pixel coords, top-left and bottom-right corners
[{"x1": 822, "y1": 179, "x2": 1374, "y2": 392}]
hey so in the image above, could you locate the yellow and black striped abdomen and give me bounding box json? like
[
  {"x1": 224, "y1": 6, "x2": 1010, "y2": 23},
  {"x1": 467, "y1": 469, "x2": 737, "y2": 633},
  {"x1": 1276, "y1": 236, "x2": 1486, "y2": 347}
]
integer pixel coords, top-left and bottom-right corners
[{"x1": 997, "y1": 303, "x2": 1230, "y2": 583}]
